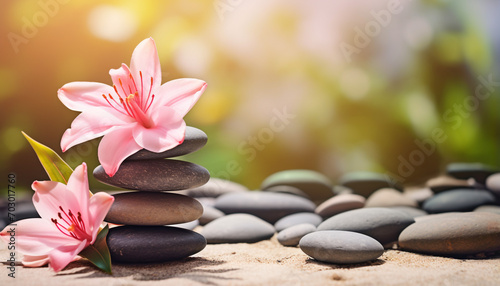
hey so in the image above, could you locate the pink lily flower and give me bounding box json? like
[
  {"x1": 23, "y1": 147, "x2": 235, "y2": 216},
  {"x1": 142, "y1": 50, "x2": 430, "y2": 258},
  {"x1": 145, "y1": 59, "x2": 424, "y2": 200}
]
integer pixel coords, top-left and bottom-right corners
[
  {"x1": 0, "y1": 163, "x2": 114, "y2": 272},
  {"x1": 58, "y1": 38, "x2": 207, "y2": 176}
]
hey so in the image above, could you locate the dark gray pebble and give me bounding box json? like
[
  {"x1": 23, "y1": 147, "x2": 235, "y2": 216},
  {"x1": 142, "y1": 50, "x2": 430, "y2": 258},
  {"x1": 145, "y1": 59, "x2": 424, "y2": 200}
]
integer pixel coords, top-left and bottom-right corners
[
  {"x1": 422, "y1": 189, "x2": 496, "y2": 214},
  {"x1": 107, "y1": 225, "x2": 206, "y2": 263},
  {"x1": 126, "y1": 127, "x2": 207, "y2": 160},
  {"x1": 338, "y1": 171, "x2": 401, "y2": 197},
  {"x1": 299, "y1": 230, "x2": 384, "y2": 264},
  {"x1": 317, "y1": 207, "x2": 415, "y2": 246},
  {"x1": 94, "y1": 159, "x2": 210, "y2": 191},
  {"x1": 214, "y1": 191, "x2": 316, "y2": 224},
  {"x1": 447, "y1": 162, "x2": 498, "y2": 184},
  {"x1": 261, "y1": 169, "x2": 333, "y2": 203},
  {"x1": 201, "y1": 213, "x2": 275, "y2": 244}
]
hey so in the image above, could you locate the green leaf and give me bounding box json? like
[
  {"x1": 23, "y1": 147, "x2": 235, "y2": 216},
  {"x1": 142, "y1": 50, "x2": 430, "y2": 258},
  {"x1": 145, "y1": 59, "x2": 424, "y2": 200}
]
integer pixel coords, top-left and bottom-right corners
[
  {"x1": 22, "y1": 131, "x2": 73, "y2": 184},
  {"x1": 79, "y1": 225, "x2": 113, "y2": 274}
]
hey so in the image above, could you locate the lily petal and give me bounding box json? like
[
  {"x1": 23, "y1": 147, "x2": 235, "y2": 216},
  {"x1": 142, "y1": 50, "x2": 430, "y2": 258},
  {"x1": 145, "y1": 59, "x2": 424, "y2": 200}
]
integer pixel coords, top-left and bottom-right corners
[
  {"x1": 61, "y1": 107, "x2": 132, "y2": 152},
  {"x1": 130, "y1": 38, "x2": 162, "y2": 97},
  {"x1": 109, "y1": 63, "x2": 137, "y2": 99},
  {"x1": 88, "y1": 192, "x2": 114, "y2": 243},
  {"x1": 48, "y1": 240, "x2": 88, "y2": 272},
  {"x1": 0, "y1": 219, "x2": 78, "y2": 256},
  {"x1": 66, "y1": 163, "x2": 90, "y2": 225},
  {"x1": 58, "y1": 82, "x2": 115, "y2": 112},
  {"x1": 98, "y1": 126, "x2": 142, "y2": 177},
  {"x1": 155, "y1": 78, "x2": 207, "y2": 117},
  {"x1": 22, "y1": 255, "x2": 50, "y2": 268},
  {"x1": 32, "y1": 181, "x2": 77, "y2": 222},
  {"x1": 132, "y1": 106, "x2": 186, "y2": 152}
]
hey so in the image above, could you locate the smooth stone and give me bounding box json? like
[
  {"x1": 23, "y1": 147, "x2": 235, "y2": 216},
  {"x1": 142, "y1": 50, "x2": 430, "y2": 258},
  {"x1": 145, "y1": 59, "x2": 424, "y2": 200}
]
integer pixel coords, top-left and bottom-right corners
[
  {"x1": 277, "y1": 223, "x2": 316, "y2": 247},
  {"x1": 422, "y1": 189, "x2": 497, "y2": 214},
  {"x1": 399, "y1": 212, "x2": 500, "y2": 256},
  {"x1": 425, "y1": 175, "x2": 474, "y2": 193},
  {"x1": 332, "y1": 185, "x2": 354, "y2": 195},
  {"x1": 486, "y1": 173, "x2": 500, "y2": 194},
  {"x1": 317, "y1": 207, "x2": 415, "y2": 246},
  {"x1": 299, "y1": 230, "x2": 384, "y2": 264},
  {"x1": 126, "y1": 127, "x2": 207, "y2": 160},
  {"x1": 339, "y1": 171, "x2": 401, "y2": 197},
  {"x1": 264, "y1": 185, "x2": 310, "y2": 199},
  {"x1": 365, "y1": 188, "x2": 418, "y2": 208},
  {"x1": 474, "y1": 205, "x2": 500, "y2": 215},
  {"x1": 260, "y1": 169, "x2": 333, "y2": 203},
  {"x1": 389, "y1": 206, "x2": 428, "y2": 219},
  {"x1": 94, "y1": 159, "x2": 210, "y2": 191},
  {"x1": 169, "y1": 220, "x2": 199, "y2": 230},
  {"x1": 196, "y1": 197, "x2": 216, "y2": 207},
  {"x1": 105, "y1": 192, "x2": 203, "y2": 225},
  {"x1": 447, "y1": 163, "x2": 498, "y2": 184},
  {"x1": 414, "y1": 212, "x2": 463, "y2": 223},
  {"x1": 199, "y1": 205, "x2": 225, "y2": 225},
  {"x1": 107, "y1": 226, "x2": 206, "y2": 263},
  {"x1": 202, "y1": 214, "x2": 275, "y2": 243},
  {"x1": 179, "y1": 178, "x2": 248, "y2": 198},
  {"x1": 426, "y1": 175, "x2": 474, "y2": 193},
  {"x1": 214, "y1": 191, "x2": 316, "y2": 224},
  {"x1": 403, "y1": 187, "x2": 434, "y2": 204},
  {"x1": 315, "y1": 194, "x2": 365, "y2": 219},
  {"x1": 274, "y1": 212, "x2": 322, "y2": 232}
]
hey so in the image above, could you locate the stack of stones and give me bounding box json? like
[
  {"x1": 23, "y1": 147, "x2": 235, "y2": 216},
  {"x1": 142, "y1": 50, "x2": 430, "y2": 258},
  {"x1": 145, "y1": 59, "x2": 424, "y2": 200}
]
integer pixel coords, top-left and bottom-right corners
[{"x1": 93, "y1": 127, "x2": 210, "y2": 263}]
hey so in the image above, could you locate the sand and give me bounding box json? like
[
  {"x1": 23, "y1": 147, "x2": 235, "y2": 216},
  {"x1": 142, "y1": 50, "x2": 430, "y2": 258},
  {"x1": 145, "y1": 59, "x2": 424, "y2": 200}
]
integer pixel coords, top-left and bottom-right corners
[{"x1": 1, "y1": 233, "x2": 499, "y2": 286}]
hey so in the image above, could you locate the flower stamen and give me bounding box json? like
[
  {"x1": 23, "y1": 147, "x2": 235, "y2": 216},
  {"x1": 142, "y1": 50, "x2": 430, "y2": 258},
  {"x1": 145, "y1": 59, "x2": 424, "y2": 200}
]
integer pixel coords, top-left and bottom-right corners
[
  {"x1": 144, "y1": 76, "x2": 154, "y2": 110},
  {"x1": 52, "y1": 206, "x2": 90, "y2": 241},
  {"x1": 139, "y1": 71, "x2": 144, "y2": 108}
]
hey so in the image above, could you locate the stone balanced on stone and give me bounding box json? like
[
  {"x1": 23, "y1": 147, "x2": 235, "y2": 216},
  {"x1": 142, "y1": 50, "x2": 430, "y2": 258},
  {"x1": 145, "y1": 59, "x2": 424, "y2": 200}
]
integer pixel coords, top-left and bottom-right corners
[{"x1": 93, "y1": 126, "x2": 210, "y2": 263}]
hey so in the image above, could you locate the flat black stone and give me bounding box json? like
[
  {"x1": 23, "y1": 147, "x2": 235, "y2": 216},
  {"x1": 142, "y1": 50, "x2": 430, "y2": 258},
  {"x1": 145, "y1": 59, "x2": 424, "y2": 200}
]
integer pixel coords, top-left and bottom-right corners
[
  {"x1": 93, "y1": 159, "x2": 210, "y2": 191},
  {"x1": 446, "y1": 162, "x2": 498, "y2": 184},
  {"x1": 317, "y1": 207, "x2": 415, "y2": 246},
  {"x1": 126, "y1": 127, "x2": 207, "y2": 160},
  {"x1": 214, "y1": 191, "x2": 316, "y2": 224},
  {"x1": 339, "y1": 171, "x2": 402, "y2": 197},
  {"x1": 422, "y1": 189, "x2": 497, "y2": 214},
  {"x1": 107, "y1": 226, "x2": 206, "y2": 263}
]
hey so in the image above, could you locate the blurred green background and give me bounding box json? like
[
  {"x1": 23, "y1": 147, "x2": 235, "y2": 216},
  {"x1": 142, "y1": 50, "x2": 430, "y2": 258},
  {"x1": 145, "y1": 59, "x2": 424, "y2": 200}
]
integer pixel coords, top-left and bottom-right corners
[{"x1": 1, "y1": 0, "x2": 499, "y2": 194}]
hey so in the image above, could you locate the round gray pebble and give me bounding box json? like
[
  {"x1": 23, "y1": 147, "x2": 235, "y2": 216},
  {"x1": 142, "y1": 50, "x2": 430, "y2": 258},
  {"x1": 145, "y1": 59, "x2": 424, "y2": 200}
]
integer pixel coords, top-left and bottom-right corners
[
  {"x1": 299, "y1": 230, "x2": 384, "y2": 264},
  {"x1": 274, "y1": 212, "x2": 322, "y2": 232},
  {"x1": 317, "y1": 207, "x2": 415, "y2": 246},
  {"x1": 277, "y1": 223, "x2": 316, "y2": 247},
  {"x1": 202, "y1": 213, "x2": 276, "y2": 244}
]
